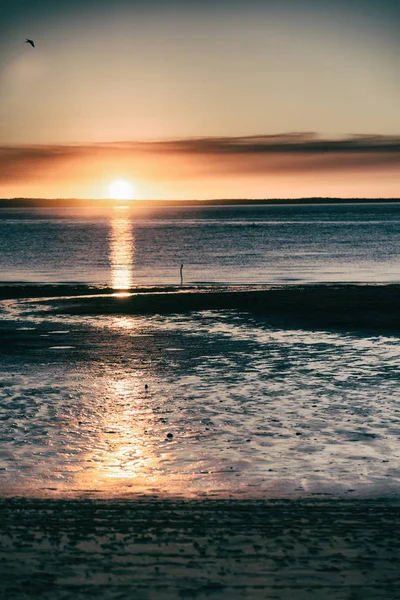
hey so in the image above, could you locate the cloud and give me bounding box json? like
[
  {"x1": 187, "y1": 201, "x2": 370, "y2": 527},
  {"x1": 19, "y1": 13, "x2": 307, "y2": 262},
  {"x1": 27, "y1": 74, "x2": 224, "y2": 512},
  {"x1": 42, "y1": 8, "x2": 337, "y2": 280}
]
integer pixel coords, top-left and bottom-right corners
[
  {"x1": 152, "y1": 133, "x2": 400, "y2": 155},
  {"x1": 1, "y1": 133, "x2": 400, "y2": 185}
]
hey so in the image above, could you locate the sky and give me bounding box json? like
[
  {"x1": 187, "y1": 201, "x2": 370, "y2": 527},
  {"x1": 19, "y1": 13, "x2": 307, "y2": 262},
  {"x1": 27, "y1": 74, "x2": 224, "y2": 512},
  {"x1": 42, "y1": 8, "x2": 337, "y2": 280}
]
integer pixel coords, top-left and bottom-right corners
[{"x1": 0, "y1": 0, "x2": 399, "y2": 199}]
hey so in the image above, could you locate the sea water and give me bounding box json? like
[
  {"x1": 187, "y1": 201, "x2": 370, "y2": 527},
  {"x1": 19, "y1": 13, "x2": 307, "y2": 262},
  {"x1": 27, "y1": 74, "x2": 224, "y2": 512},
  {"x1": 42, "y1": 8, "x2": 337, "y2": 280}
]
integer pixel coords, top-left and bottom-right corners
[{"x1": 1, "y1": 203, "x2": 400, "y2": 285}]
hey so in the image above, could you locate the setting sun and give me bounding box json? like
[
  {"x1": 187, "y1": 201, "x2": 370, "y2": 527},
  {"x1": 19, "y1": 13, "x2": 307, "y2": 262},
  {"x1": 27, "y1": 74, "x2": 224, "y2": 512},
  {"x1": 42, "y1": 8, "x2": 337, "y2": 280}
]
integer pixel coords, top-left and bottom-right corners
[{"x1": 109, "y1": 180, "x2": 135, "y2": 200}]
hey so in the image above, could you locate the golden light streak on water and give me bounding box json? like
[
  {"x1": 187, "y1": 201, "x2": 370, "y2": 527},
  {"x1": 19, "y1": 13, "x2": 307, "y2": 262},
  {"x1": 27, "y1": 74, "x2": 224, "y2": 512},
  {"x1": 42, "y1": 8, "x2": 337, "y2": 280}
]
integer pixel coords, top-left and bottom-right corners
[
  {"x1": 70, "y1": 377, "x2": 163, "y2": 496},
  {"x1": 110, "y1": 214, "x2": 134, "y2": 291}
]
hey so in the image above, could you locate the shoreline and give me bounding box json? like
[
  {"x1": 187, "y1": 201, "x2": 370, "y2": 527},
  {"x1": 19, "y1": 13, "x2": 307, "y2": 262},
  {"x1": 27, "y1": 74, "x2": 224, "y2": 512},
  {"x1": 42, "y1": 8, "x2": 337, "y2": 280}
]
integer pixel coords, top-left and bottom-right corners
[
  {"x1": 29, "y1": 283, "x2": 400, "y2": 336},
  {"x1": 0, "y1": 280, "x2": 395, "y2": 294},
  {"x1": 1, "y1": 286, "x2": 400, "y2": 598}
]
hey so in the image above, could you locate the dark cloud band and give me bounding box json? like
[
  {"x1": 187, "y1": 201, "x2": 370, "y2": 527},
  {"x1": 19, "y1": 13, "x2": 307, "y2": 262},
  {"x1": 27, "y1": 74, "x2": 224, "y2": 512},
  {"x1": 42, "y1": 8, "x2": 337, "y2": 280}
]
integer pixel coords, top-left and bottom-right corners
[{"x1": 1, "y1": 133, "x2": 400, "y2": 184}]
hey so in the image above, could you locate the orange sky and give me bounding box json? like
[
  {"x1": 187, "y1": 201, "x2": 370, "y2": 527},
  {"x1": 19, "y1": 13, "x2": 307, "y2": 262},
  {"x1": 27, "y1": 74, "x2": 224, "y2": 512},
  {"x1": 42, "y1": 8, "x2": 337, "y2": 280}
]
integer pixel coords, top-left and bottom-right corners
[
  {"x1": 0, "y1": 0, "x2": 399, "y2": 199},
  {"x1": 1, "y1": 135, "x2": 399, "y2": 199}
]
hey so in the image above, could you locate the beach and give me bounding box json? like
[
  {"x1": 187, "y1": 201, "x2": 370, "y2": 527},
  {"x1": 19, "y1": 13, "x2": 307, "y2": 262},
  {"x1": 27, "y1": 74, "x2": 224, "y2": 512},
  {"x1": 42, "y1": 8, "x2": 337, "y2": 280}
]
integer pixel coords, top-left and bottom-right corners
[
  {"x1": 1, "y1": 284, "x2": 400, "y2": 500},
  {"x1": 1, "y1": 498, "x2": 400, "y2": 599},
  {"x1": 1, "y1": 283, "x2": 400, "y2": 597}
]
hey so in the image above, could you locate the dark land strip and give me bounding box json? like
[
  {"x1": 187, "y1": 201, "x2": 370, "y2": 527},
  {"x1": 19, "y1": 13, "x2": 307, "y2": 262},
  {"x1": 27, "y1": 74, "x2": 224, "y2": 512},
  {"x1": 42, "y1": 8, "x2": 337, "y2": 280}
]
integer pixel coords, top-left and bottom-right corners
[{"x1": 41, "y1": 285, "x2": 400, "y2": 335}]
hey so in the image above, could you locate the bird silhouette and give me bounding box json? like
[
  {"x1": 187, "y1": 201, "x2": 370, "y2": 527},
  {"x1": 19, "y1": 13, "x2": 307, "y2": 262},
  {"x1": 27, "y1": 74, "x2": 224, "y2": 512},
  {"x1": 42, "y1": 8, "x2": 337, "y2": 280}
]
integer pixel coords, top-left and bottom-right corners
[{"x1": 25, "y1": 39, "x2": 35, "y2": 48}]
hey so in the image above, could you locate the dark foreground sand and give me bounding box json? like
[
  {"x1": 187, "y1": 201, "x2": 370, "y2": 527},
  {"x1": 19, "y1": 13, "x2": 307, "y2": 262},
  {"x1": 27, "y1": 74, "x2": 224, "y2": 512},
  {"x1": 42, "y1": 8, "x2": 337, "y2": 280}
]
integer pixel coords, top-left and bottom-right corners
[{"x1": 1, "y1": 498, "x2": 399, "y2": 599}]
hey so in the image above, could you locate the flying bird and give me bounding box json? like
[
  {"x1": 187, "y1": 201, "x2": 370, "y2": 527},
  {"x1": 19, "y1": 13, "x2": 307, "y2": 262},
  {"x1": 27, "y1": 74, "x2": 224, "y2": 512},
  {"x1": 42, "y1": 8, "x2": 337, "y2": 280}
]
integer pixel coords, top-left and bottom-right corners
[{"x1": 25, "y1": 39, "x2": 35, "y2": 48}]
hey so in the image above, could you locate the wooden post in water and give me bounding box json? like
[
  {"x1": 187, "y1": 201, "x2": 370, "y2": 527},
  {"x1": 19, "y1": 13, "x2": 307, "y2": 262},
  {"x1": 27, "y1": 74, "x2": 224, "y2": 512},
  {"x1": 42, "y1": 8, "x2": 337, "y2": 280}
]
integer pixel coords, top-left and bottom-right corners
[{"x1": 180, "y1": 263, "x2": 184, "y2": 287}]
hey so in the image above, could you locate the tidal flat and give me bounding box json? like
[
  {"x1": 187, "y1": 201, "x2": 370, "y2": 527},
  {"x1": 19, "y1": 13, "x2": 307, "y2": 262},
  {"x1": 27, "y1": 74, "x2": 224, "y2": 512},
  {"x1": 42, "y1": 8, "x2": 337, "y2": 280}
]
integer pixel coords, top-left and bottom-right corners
[{"x1": 1, "y1": 284, "x2": 400, "y2": 598}]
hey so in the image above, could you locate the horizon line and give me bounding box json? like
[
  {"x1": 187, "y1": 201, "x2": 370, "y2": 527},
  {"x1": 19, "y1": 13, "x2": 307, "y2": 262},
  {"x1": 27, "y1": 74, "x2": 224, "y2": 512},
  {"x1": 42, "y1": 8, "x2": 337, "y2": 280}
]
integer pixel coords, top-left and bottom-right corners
[{"x1": 1, "y1": 197, "x2": 400, "y2": 205}]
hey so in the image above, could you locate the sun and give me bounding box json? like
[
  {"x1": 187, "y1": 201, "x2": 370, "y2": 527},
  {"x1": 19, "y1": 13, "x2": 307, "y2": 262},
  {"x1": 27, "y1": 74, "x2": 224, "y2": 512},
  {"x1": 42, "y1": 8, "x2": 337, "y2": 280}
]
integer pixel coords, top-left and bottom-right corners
[{"x1": 109, "y1": 179, "x2": 135, "y2": 200}]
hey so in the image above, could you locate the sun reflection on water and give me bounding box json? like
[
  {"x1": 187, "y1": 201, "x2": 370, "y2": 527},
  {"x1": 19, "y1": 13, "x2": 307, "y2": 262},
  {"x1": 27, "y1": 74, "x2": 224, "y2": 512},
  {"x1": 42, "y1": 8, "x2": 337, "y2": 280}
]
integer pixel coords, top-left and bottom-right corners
[
  {"x1": 72, "y1": 377, "x2": 161, "y2": 494},
  {"x1": 110, "y1": 215, "x2": 134, "y2": 291}
]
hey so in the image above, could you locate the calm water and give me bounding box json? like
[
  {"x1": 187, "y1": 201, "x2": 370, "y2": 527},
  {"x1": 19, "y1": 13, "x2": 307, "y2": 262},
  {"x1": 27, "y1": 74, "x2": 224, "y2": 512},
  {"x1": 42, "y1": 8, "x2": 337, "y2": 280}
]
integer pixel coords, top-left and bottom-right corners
[{"x1": 1, "y1": 203, "x2": 400, "y2": 286}]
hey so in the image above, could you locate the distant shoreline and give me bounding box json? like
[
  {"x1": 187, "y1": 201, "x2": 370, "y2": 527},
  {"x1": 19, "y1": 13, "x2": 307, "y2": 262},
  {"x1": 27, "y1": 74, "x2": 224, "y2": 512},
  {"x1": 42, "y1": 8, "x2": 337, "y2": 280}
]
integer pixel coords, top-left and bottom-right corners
[{"x1": 1, "y1": 197, "x2": 400, "y2": 208}]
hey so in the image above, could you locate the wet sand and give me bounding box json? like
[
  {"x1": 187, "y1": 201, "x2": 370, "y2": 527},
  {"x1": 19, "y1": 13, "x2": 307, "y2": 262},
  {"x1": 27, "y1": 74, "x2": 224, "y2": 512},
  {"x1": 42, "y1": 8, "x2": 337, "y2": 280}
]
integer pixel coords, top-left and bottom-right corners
[
  {"x1": 40, "y1": 284, "x2": 400, "y2": 335},
  {"x1": 1, "y1": 283, "x2": 400, "y2": 334},
  {"x1": 1, "y1": 284, "x2": 400, "y2": 597},
  {"x1": 1, "y1": 498, "x2": 399, "y2": 599},
  {"x1": 2, "y1": 290, "x2": 400, "y2": 499}
]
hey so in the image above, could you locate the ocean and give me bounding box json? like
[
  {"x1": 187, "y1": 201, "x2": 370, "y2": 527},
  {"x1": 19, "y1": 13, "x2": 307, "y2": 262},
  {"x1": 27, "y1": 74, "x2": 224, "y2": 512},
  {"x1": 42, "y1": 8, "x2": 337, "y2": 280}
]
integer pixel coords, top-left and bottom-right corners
[
  {"x1": 1, "y1": 202, "x2": 400, "y2": 500},
  {"x1": 1, "y1": 203, "x2": 400, "y2": 286}
]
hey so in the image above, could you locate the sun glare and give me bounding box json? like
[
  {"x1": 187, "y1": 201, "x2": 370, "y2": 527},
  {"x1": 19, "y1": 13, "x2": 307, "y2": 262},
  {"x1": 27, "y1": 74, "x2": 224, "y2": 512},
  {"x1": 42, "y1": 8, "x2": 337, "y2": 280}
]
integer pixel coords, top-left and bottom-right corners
[{"x1": 109, "y1": 179, "x2": 135, "y2": 200}]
